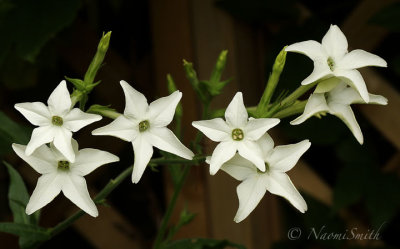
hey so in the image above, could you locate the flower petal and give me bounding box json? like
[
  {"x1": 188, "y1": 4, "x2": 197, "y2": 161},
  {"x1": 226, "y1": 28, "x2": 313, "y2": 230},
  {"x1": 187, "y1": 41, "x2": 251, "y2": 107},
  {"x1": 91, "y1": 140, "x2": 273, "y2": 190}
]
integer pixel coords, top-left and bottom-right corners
[
  {"x1": 26, "y1": 173, "x2": 63, "y2": 215},
  {"x1": 209, "y1": 141, "x2": 237, "y2": 175},
  {"x1": 192, "y1": 118, "x2": 230, "y2": 142},
  {"x1": 339, "y1": 49, "x2": 387, "y2": 70},
  {"x1": 256, "y1": 133, "x2": 274, "y2": 159},
  {"x1": 53, "y1": 128, "x2": 75, "y2": 162},
  {"x1": 149, "y1": 90, "x2": 182, "y2": 127},
  {"x1": 267, "y1": 140, "x2": 311, "y2": 172},
  {"x1": 26, "y1": 126, "x2": 56, "y2": 156},
  {"x1": 92, "y1": 115, "x2": 138, "y2": 142},
  {"x1": 314, "y1": 77, "x2": 341, "y2": 93},
  {"x1": 47, "y1": 80, "x2": 71, "y2": 116},
  {"x1": 63, "y1": 109, "x2": 102, "y2": 132},
  {"x1": 329, "y1": 103, "x2": 363, "y2": 144},
  {"x1": 244, "y1": 118, "x2": 280, "y2": 140},
  {"x1": 285, "y1": 40, "x2": 325, "y2": 61},
  {"x1": 234, "y1": 176, "x2": 267, "y2": 223},
  {"x1": 220, "y1": 154, "x2": 257, "y2": 181},
  {"x1": 321, "y1": 25, "x2": 348, "y2": 60},
  {"x1": 131, "y1": 135, "x2": 154, "y2": 183},
  {"x1": 14, "y1": 102, "x2": 51, "y2": 126},
  {"x1": 12, "y1": 144, "x2": 56, "y2": 174},
  {"x1": 237, "y1": 140, "x2": 265, "y2": 172},
  {"x1": 71, "y1": 149, "x2": 119, "y2": 176},
  {"x1": 266, "y1": 171, "x2": 307, "y2": 213},
  {"x1": 290, "y1": 93, "x2": 329, "y2": 125},
  {"x1": 62, "y1": 174, "x2": 98, "y2": 217},
  {"x1": 336, "y1": 69, "x2": 369, "y2": 103},
  {"x1": 225, "y1": 92, "x2": 248, "y2": 128},
  {"x1": 149, "y1": 127, "x2": 194, "y2": 160},
  {"x1": 301, "y1": 63, "x2": 332, "y2": 85},
  {"x1": 120, "y1": 80, "x2": 148, "y2": 119},
  {"x1": 328, "y1": 83, "x2": 362, "y2": 105},
  {"x1": 367, "y1": 94, "x2": 387, "y2": 105}
]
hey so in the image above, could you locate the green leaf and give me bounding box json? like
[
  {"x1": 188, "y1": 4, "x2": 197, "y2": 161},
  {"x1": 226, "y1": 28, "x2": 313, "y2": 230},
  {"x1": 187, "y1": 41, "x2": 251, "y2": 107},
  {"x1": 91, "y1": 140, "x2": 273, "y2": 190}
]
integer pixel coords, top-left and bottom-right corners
[
  {"x1": 164, "y1": 238, "x2": 246, "y2": 249},
  {"x1": 0, "y1": 0, "x2": 81, "y2": 63},
  {"x1": 0, "y1": 111, "x2": 32, "y2": 155},
  {"x1": 3, "y1": 161, "x2": 38, "y2": 225},
  {"x1": 0, "y1": 222, "x2": 49, "y2": 241}
]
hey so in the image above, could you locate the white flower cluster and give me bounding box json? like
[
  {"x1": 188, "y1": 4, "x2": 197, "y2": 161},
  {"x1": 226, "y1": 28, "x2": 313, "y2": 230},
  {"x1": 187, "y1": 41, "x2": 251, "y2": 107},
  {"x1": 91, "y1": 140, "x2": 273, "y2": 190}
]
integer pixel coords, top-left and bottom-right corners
[
  {"x1": 13, "y1": 81, "x2": 120, "y2": 217},
  {"x1": 12, "y1": 25, "x2": 387, "y2": 223}
]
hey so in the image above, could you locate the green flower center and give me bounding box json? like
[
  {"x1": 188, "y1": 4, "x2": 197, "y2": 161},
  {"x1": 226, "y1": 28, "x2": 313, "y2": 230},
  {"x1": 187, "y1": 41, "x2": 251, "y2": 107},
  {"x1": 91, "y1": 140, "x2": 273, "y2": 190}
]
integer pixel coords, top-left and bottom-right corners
[
  {"x1": 139, "y1": 120, "x2": 150, "y2": 132},
  {"x1": 257, "y1": 163, "x2": 270, "y2": 174},
  {"x1": 52, "y1": 116, "x2": 63, "y2": 126},
  {"x1": 327, "y1": 57, "x2": 335, "y2": 71},
  {"x1": 58, "y1": 160, "x2": 70, "y2": 171},
  {"x1": 231, "y1": 128, "x2": 244, "y2": 141}
]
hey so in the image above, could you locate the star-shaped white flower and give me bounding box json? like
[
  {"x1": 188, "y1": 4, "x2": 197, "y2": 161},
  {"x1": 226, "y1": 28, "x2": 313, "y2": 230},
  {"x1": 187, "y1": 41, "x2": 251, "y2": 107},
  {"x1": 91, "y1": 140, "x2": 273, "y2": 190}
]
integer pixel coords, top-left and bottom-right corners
[
  {"x1": 12, "y1": 140, "x2": 119, "y2": 217},
  {"x1": 92, "y1": 80, "x2": 194, "y2": 183},
  {"x1": 14, "y1": 80, "x2": 102, "y2": 162},
  {"x1": 285, "y1": 24, "x2": 387, "y2": 103},
  {"x1": 192, "y1": 92, "x2": 280, "y2": 175},
  {"x1": 215, "y1": 134, "x2": 310, "y2": 223},
  {"x1": 291, "y1": 82, "x2": 387, "y2": 144}
]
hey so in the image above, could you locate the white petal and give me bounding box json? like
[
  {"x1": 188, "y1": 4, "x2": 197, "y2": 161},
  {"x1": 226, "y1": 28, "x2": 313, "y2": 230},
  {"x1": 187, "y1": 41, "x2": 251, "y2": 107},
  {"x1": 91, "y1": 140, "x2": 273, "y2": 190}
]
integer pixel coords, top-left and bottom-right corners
[
  {"x1": 237, "y1": 140, "x2": 265, "y2": 172},
  {"x1": 192, "y1": 118, "x2": 230, "y2": 142},
  {"x1": 26, "y1": 173, "x2": 63, "y2": 215},
  {"x1": 367, "y1": 94, "x2": 387, "y2": 105},
  {"x1": 149, "y1": 90, "x2": 182, "y2": 127},
  {"x1": 14, "y1": 102, "x2": 51, "y2": 126},
  {"x1": 266, "y1": 172, "x2": 307, "y2": 213},
  {"x1": 314, "y1": 77, "x2": 341, "y2": 93},
  {"x1": 234, "y1": 176, "x2": 267, "y2": 223},
  {"x1": 290, "y1": 93, "x2": 329, "y2": 125},
  {"x1": 267, "y1": 140, "x2": 311, "y2": 172},
  {"x1": 328, "y1": 83, "x2": 363, "y2": 105},
  {"x1": 47, "y1": 80, "x2": 71, "y2": 116},
  {"x1": 120, "y1": 80, "x2": 148, "y2": 119},
  {"x1": 329, "y1": 103, "x2": 363, "y2": 144},
  {"x1": 244, "y1": 118, "x2": 280, "y2": 140},
  {"x1": 225, "y1": 92, "x2": 248, "y2": 128},
  {"x1": 62, "y1": 174, "x2": 98, "y2": 217},
  {"x1": 321, "y1": 25, "x2": 348, "y2": 60},
  {"x1": 149, "y1": 127, "x2": 194, "y2": 160},
  {"x1": 53, "y1": 128, "x2": 75, "y2": 162},
  {"x1": 336, "y1": 69, "x2": 369, "y2": 103},
  {"x1": 92, "y1": 115, "x2": 138, "y2": 142},
  {"x1": 209, "y1": 141, "x2": 237, "y2": 175},
  {"x1": 339, "y1": 49, "x2": 387, "y2": 70},
  {"x1": 13, "y1": 144, "x2": 56, "y2": 174},
  {"x1": 285, "y1": 40, "x2": 325, "y2": 61},
  {"x1": 256, "y1": 133, "x2": 274, "y2": 159},
  {"x1": 63, "y1": 109, "x2": 102, "y2": 132},
  {"x1": 301, "y1": 62, "x2": 332, "y2": 85},
  {"x1": 221, "y1": 154, "x2": 257, "y2": 181},
  {"x1": 71, "y1": 149, "x2": 119, "y2": 176},
  {"x1": 26, "y1": 126, "x2": 56, "y2": 156},
  {"x1": 131, "y1": 135, "x2": 153, "y2": 183}
]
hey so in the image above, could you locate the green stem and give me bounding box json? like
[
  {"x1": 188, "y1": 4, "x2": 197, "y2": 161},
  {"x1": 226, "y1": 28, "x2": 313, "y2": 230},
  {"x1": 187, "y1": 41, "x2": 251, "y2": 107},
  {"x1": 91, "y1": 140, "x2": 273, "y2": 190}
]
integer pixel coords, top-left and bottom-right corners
[
  {"x1": 48, "y1": 156, "x2": 203, "y2": 237},
  {"x1": 152, "y1": 164, "x2": 191, "y2": 249},
  {"x1": 263, "y1": 81, "x2": 318, "y2": 118},
  {"x1": 272, "y1": 100, "x2": 307, "y2": 119}
]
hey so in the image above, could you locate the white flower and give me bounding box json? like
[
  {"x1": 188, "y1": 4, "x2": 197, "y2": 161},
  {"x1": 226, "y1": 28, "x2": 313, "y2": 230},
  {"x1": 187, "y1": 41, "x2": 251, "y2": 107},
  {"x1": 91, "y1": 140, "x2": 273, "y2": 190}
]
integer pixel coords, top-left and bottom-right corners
[
  {"x1": 92, "y1": 80, "x2": 194, "y2": 183},
  {"x1": 12, "y1": 140, "x2": 119, "y2": 217},
  {"x1": 215, "y1": 134, "x2": 310, "y2": 223},
  {"x1": 285, "y1": 24, "x2": 387, "y2": 103},
  {"x1": 14, "y1": 80, "x2": 102, "y2": 162},
  {"x1": 291, "y1": 82, "x2": 387, "y2": 144},
  {"x1": 192, "y1": 92, "x2": 280, "y2": 175}
]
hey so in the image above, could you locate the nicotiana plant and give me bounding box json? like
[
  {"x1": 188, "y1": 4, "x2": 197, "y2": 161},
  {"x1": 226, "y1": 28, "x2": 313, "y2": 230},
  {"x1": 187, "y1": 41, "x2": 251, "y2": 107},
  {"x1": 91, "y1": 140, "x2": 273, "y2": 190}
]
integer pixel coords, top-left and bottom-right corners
[{"x1": 0, "y1": 24, "x2": 388, "y2": 249}]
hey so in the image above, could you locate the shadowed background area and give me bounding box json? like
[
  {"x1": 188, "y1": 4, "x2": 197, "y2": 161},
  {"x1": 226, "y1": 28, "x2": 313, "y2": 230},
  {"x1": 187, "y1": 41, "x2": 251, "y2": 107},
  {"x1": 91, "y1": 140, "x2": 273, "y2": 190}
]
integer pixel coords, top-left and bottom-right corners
[{"x1": 0, "y1": 0, "x2": 399, "y2": 248}]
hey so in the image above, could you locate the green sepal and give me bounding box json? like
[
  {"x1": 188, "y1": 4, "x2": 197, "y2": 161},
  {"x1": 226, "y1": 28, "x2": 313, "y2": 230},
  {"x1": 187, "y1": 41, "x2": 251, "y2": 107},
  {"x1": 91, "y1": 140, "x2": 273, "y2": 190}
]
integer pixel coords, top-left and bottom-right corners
[
  {"x1": 0, "y1": 223, "x2": 50, "y2": 241},
  {"x1": 183, "y1": 60, "x2": 211, "y2": 103}
]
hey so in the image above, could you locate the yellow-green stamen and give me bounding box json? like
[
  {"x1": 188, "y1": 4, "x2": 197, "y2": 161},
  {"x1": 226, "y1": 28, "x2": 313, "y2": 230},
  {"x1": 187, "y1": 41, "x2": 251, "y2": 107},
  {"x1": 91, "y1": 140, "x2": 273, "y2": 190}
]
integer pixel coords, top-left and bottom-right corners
[
  {"x1": 58, "y1": 160, "x2": 70, "y2": 171},
  {"x1": 232, "y1": 128, "x2": 244, "y2": 141},
  {"x1": 139, "y1": 120, "x2": 150, "y2": 132},
  {"x1": 52, "y1": 116, "x2": 63, "y2": 126}
]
